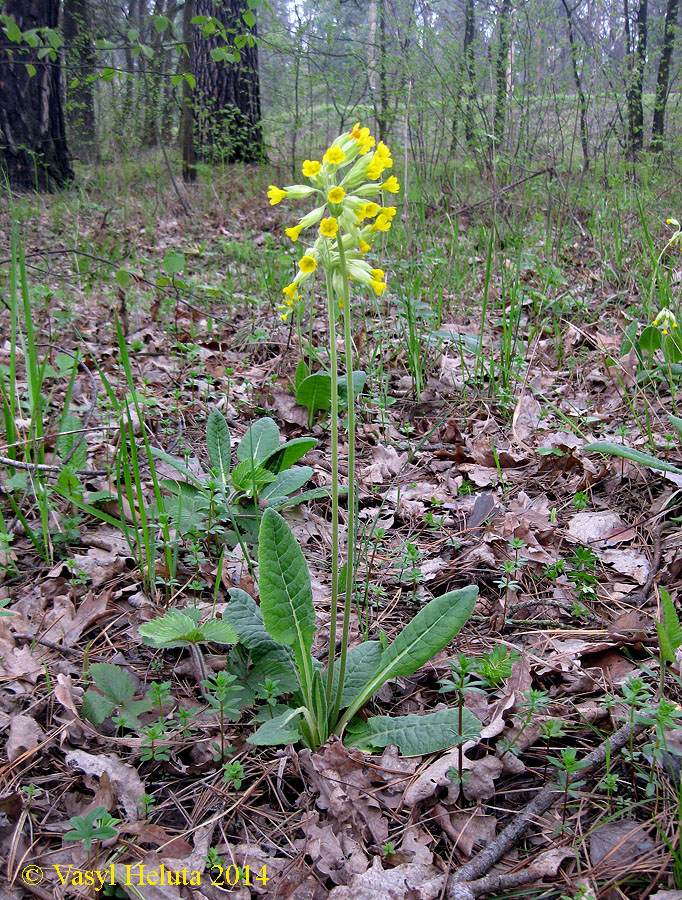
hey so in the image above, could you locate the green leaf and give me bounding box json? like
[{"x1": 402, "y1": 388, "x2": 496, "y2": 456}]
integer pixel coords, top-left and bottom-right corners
[
  {"x1": 258, "y1": 509, "x2": 315, "y2": 701},
  {"x1": 669, "y1": 415, "x2": 682, "y2": 440},
  {"x1": 162, "y1": 250, "x2": 185, "y2": 276},
  {"x1": 237, "y1": 417, "x2": 280, "y2": 464},
  {"x1": 224, "y1": 589, "x2": 298, "y2": 692},
  {"x1": 25, "y1": 63, "x2": 36, "y2": 77},
  {"x1": 231, "y1": 460, "x2": 276, "y2": 494},
  {"x1": 639, "y1": 325, "x2": 662, "y2": 355},
  {"x1": 296, "y1": 373, "x2": 331, "y2": 414},
  {"x1": 81, "y1": 690, "x2": 116, "y2": 725},
  {"x1": 659, "y1": 587, "x2": 682, "y2": 662},
  {"x1": 584, "y1": 442, "x2": 682, "y2": 474},
  {"x1": 248, "y1": 707, "x2": 304, "y2": 746},
  {"x1": 184, "y1": 72, "x2": 196, "y2": 89},
  {"x1": 261, "y1": 437, "x2": 317, "y2": 475},
  {"x1": 347, "y1": 707, "x2": 481, "y2": 756},
  {"x1": 295, "y1": 359, "x2": 310, "y2": 390},
  {"x1": 665, "y1": 331, "x2": 682, "y2": 364},
  {"x1": 89, "y1": 663, "x2": 134, "y2": 704},
  {"x1": 337, "y1": 370, "x2": 367, "y2": 405},
  {"x1": 324, "y1": 641, "x2": 382, "y2": 708},
  {"x1": 138, "y1": 611, "x2": 237, "y2": 648},
  {"x1": 200, "y1": 619, "x2": 240, "y2": 645},
  {"x1": 338, "y1": 586, "x2": 478, "y2": 728},
  {"x1": 242, "y1": 9, "x2": 256, "y2": 26},
  {"x1": 206, "y1": 408, "x2": 231, "y2": 483},
  {"x1": 115, "y1": 268, "x2": 132, "y2": 289},
  {"x1": 260, "y1": 466, "x2": 312, "y2": 501}
]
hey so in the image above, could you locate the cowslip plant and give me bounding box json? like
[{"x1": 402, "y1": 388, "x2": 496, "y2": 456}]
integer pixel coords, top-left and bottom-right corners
[{"x1": 223, "y1": 126, "x2": 479, "y2": 755}]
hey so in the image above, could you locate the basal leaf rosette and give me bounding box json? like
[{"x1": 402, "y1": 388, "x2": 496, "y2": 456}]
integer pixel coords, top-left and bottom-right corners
[{"x1": 268, "y1": 124, "x2": 400, "y2": 320}]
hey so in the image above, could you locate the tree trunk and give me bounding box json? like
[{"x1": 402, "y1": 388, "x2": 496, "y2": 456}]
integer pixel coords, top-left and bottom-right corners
[
  {"x1": 493, "y1": 0, "x2": 513, "y2": 152},
  {"x1": 181, "y1": 0, "x2": 196, "y2": 182},
  {"x1": 561, "y1": 0, "x2": 589, "y2": 170},
  {"x1": 631, "y1": 0, "x2": 648, "y2": 153},
  {"x1": 651, "y1": 0, "x2": 679, "y2": 151},
  {"x1": 63, "y1": 0, "x2": 97, "y2": 163},
  {"x1": 463, "y1": 0, "x2": 476, "y2": 146},
  {"x1": 0, "y1": 0, "x2": 74, "y2": 190},
  {"x1": 624, "y1": 0, "x2": 648, "y2": 157},
  {"x1": 192, "y1": 0, "x2": 264, "y2": 163}
]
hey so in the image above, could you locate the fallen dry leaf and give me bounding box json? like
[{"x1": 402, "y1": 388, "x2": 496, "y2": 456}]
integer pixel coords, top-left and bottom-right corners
[
  {"x1": 5, "y1": 715, "x2": 44, "y2": 762},
  {"x1": 65, "y1": 750, "x2": 145, "y2": 820}
]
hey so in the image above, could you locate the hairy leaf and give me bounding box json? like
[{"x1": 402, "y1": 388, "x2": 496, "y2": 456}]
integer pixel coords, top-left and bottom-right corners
[
  {"x1": 206, "y1": 408, "x2": 231, "y2": 483},
  {"x1": 347, "y1": 707, "x2": 481, "y2": 756},
  {"x1": 338, "y1": 586, "x2": 477, "y2": 728},
  {"x1": 237, "y1": 417, "x2": 280, "y2": 465},
  {"x1": 258, "y1": 509, "x2": 315, "y2": 701},
  {"x1": 248, "y1": 707, "x2": 304, "y2": 746},
  {"x1": 89, "y1": 663, "x2": 134, "y2": 704}
]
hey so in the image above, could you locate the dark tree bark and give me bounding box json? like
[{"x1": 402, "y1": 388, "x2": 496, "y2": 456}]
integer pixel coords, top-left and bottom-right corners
[
  {"x1": 0, "y1": 0, "x2": 73, "y2": 190},
  {"x1": 181, "y1": 0, "x2": 196, "y2": 181},
  {"x1": 624, "y1": 0, "x2": 648, "y2": 156},
  {"x1": 561, "y1": 0, "x2": 589, "y2": 170},
  {"x1": 450, "y1": 0, "x2": 476, "y2": 151},
  {"x1": 651, "y1": 0, "x2": 680, "y2": 151},
  {"x1": 192, "y1": 0, "x2": 264, "y2": 163},
  {"x1": 463, "y1": 0, "x2": 476, "y2": 146},
  {"x1": 63, "y1": 0, "x2": 97, "y2": 162},
  {"x1": 493, "y1": 0, "x2": 513, "y2": 151}
]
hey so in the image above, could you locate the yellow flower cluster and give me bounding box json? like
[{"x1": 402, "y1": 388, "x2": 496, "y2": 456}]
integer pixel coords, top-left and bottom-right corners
[
  {"x1": 653, "y1": 306, "x2": 679, "y2": 336},
  {"x1": 268, "y1": 124, "x2": 401, "y2": 306}
]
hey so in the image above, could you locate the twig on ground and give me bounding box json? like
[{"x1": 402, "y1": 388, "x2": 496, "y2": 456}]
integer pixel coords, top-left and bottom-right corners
[{"x1": 446, "y1": 720, "x2": 645, "y2": 900}]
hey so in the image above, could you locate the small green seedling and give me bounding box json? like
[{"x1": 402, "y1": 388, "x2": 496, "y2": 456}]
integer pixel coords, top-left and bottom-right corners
[
  {"x1": 64, "y1": 806, "x2": 120, "y2": 850},
  {"x1": 81, "y1": 664, "x2": 152, "y2": 730}
]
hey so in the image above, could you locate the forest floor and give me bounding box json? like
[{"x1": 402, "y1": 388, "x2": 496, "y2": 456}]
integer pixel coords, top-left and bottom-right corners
[{"x1": 1, "y1": 155, "x2": 682, "y2": 900}]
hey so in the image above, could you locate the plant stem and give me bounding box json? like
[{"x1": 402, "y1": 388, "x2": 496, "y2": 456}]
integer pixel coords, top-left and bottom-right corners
[
  {"x1": 331, "y1": 237, "x2": 356, "y2": 724},
  {"x1": 324, "y1": 263, "x2": 340, "y2": 706}
]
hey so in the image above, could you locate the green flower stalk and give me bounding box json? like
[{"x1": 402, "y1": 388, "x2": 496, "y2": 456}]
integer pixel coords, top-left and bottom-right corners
[{"x1": 269, "y1": 123, "x2": 400, "y2": 719}]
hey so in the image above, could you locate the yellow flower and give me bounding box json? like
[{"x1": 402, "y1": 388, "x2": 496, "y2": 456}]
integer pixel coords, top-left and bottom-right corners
[
  {"x1": 285, "y1": 224, "x2": 303, "y2": 242},
  {"x1": 299, "y1": 255, "x2": 317, "y2": 274},
  {"x1": 362, "y1": 201, "x2": 380, "y2": 218},
  {"x1": 367, "y1": 158, "x2": 385, "y2": 180},
  {"x1": 283, "y1": 282, "x2": 298, "y2": 298},
  {"x1": 375, "y1": 141, "x2": 392, "y2": 162},
  {"x1": 370, "y1": 279, "x2": 387, "y2": 295},
  {"x1": 381, "y1": 206, "x2": 397, "y2": 218},
  {"x1": 323, "y1": 145, "x2": 346, "y2": 165},
  {"x1": 381, "y1": 176, "x2": 400, "y2": 193},
  {"x1": 268, "y1": 185, "x2": 288, "y2": 205},
  {"x1": 351, "y1": 123, "x2": 375, "y2": 154},
  {"x1": 302, "y1": 159, "x2": 322, "y2": 177},
  {"x1": 328, "y1": 186, "x2": 346, "y2": 204},
  {"x1": 372, "y1": 214, "x2": 392, "y2": 232},
  {"x1": 663, "y1": 328, "x2": 669, "y2": 335},
  {"x1": 359, "y1": 240, "x2": 371, "y2": 254},
  {"x1": 371, "y1": 268, "x2": 385, "y2": 280},
  {"x1": 320, "y1": 217, "x2": 339, "y2": 238}
]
